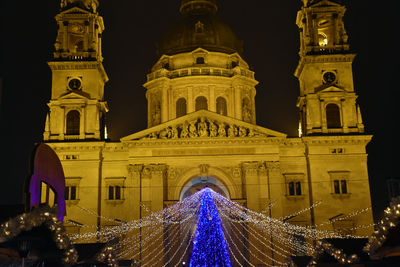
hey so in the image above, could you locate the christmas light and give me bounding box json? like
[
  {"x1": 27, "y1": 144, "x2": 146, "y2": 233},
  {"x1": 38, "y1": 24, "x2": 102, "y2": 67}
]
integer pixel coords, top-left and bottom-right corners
[
  {"x1": 363, "y1": 196, "x2": 400, "y2": 257},
  {"x1": 189, "y1": 188, "x2": 231, "y2": 266},
  {"x1": 60, "y1": 188, "x2": 382, "y2": 266},
  {"x1": 0, "y1": 206, "x2": 78, "y2": 264}
]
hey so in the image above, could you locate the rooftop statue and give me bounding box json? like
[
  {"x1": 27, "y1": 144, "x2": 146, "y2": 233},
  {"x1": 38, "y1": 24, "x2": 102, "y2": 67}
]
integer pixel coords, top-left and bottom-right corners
[{"x1": 60, "y1": 0, "x2": 99, "y2": 13}]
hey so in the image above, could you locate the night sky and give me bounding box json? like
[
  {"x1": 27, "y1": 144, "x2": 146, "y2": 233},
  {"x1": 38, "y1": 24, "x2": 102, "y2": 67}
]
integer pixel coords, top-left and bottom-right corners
[{"x1": 0, "y1": 0, "x2": 398, "y2": 220}]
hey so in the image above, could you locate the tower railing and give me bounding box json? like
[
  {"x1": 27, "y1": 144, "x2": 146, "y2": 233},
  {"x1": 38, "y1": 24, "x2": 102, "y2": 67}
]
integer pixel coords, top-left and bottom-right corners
[{"x1": 147, "y1": 66, "x2": 254, "y2": 82}]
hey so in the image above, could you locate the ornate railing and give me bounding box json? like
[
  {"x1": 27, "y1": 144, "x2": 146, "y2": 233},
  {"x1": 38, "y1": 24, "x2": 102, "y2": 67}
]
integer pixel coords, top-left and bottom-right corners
[{"x1": 147, "y1": 67, "x2": 254, "y2": 82}]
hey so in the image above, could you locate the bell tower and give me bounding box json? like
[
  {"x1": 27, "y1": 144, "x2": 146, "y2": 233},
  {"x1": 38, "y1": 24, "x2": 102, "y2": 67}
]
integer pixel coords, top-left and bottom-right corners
[
  {"x1": 44, "y1": 0, "x2": 109, "y2": 141},
  {"x1": 295, "y1": 0, "x2": 364, "y2": 135}
]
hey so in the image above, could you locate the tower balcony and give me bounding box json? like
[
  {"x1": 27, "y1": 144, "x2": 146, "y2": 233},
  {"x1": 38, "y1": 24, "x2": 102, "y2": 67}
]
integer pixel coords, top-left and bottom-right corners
[
  {"x1": 146, "y1": 66, "x2": 254, "y2": 82},
  {"x1": 303, "y1": 44, "x2": 350, "y2": 55},
  {"x1": 53, "y1": 51, "x2": 101, "y2": 61}
]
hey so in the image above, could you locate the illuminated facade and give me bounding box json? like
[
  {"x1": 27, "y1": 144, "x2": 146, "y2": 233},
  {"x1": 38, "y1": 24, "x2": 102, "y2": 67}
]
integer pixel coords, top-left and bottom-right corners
[{"x1": 43, "y1": 0, "x2": 373, "y2": 264}]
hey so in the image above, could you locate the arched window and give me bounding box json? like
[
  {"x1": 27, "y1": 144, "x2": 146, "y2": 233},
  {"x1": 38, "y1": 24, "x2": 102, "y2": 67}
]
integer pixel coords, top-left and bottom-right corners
[
  {"x1": 176, "y1": 98, "x2": 187, "y2": 118},
  {"x1": 318, "y1": 32, "x2": 328, "y2": 46},
  {"x1": 66, "y1": 110, "x2": 80, "y2": 135},
  {"x1": 195, "y1": 96, "x2": 208, "y2": 111},
  {"x1": 216, "y1": 97, "x2": 227, "y2": 116},
  {"x1": 326, "y1": 103, "x2": 341, "y2": 128},
  {"x1": 196, "y1": 57, "x2": 205, "y2": 64}
]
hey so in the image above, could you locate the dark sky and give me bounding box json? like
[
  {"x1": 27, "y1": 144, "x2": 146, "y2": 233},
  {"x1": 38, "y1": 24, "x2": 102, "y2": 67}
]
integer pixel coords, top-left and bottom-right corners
[{"x1": 0, "y1": 0, "x2": 398, "y2": 219}]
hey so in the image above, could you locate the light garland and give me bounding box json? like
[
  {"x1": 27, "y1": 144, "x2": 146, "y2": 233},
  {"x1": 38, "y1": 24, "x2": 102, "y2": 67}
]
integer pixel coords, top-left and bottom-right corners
[
  {"x1": 363, "y1": 196, "x2": 400, "y2": 257},
  {"x1": 0, "y1": 206, "x2": 78, "y2": 264},
  {"x1": 306, "y1": 239, "x2": 359, "y2": 266},
  {"x1": 62, "y1": 188, "x2": 379, "y2": 266},
  {"x1": 97, "y1": 246, "x2": 118, "y2": 267}
]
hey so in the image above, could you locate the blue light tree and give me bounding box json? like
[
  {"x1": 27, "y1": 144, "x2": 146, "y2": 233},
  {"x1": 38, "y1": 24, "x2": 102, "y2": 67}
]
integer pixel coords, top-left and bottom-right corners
[{"x1": 189, "y1": 188, "x2": 231, "y2": 267}]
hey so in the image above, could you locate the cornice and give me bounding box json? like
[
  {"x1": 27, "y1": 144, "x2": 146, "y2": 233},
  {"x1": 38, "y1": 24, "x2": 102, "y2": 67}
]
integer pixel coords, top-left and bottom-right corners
[
  {"x1": 124, "y1": 136, "x2": 284, "y2": 148},
  {"x1": 295, "y1": 53, "x2": 355, "y2": 77},
  {"x1": 301, "y1": 135, "x2": 373, "y2": 145},
  {"x1": 47, "y1": 141, "x2": 106, "y2": 151},
  {"x1": 47, "y1": 61, "x2": 109, "y2": 83}
]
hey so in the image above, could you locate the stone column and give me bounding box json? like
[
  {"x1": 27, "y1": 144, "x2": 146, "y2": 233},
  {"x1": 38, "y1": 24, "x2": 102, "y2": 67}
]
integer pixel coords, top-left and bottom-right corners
[
  {"x1": 84, "y1": 21, "x2": 89, "y2": 52},
  {"x1": 161, "y1": 86, "x2": 168, "y2": 123},
  {"x1": 62, "y1": 21, "x2": 69, "y2": 52},
  {"x1": 60, "y1": 107, "x2": 65, "y2": 140},
  {"x1": 251, "y1": 88, "x2": 256, "y2": 124},
  {"x1": 79, "y1": 107, "x2": 85, "y2": 139},
  {"x1": 333, "y1": 13, "x2": 339, "y2": 45},
  {"x1": 242, "y1": 162, "x2": 260, "y2": 211},
  {"x1": 127, "y1": 164, "x2": 145, "y2": 264},
  {"x1": 127, "y1": 164, "x2": 143, "y2": 221},
  {"x1": 265, "y1": 161, "x2": 282, "y2": 265},
  {"x1": 94, "y1": 107, "x2": 101, "y2": 139},
  {"x1": 187, "y1": 86, "x2": 194, "y2": 113},
  {"x1": 312, "y1": 15, "x2": 319, "y2": 47},
  {"x1": 242, "y1": 162, "x2": 262, "y2": 265},
  {"x1": 97, "y1": 33, "x2": 102, "y2": 60},
  {"x1": 148, "y1": 164, "x2": 168, "y2": 265},
  {"x1": 234, "y1": 85, "x2": 241, "y2": 120},
  {"x1": 149, "y1": 164, "x2": 167, "y2": 212},
  {"x1": 209, "y1": 86, "x2": 216, "y2": 112},
  {"x1": 341, "y1": 99, "x2": 349, "y2": 133},
  {"x1": 320, "y1": 100, "x2": 328, "y2": 133}
]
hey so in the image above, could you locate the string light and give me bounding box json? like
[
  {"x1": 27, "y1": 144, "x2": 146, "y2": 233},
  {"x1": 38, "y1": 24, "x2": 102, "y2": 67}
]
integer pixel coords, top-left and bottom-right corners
[
  {"x1": 189, "y1": 189, "x2": 232, "y2": 266},
  {"x1": 0, "y1": 206, "x2": 78, "y2": 264},
  {"x1": 2, "y1": 189, "x2": 389, "y2": 266},
  {"x1": 363, "y1": 196, "x2": 400, "y2": 257},
  {"x1": 63, "y1": 189, "x2": 384, "y2": 266}
]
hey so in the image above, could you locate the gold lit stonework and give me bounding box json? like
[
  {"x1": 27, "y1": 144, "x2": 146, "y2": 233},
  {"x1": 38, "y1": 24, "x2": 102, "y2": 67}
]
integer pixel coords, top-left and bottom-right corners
[{"x1": 43, "y1": 0, "x2": 374, "y2": 265}]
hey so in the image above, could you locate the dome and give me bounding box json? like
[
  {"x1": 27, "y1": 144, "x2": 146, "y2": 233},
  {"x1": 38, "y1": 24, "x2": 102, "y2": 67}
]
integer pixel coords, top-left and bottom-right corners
[{"x1": 157, "y1": 0, "x2": 243, "y2": 56}]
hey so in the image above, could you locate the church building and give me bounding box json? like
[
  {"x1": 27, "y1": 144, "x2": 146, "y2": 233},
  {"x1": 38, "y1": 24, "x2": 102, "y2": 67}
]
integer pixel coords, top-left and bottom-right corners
[{"x1": 42, "y1": 0, "x2": 373, "y2": 264}]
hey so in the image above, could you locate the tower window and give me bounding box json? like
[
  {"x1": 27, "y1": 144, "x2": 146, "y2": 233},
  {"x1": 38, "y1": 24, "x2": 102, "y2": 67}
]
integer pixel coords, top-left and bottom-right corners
[
  {"x1": 288, "y1": 181, "x2": 302, "y2": 196},
  {"x1": 105, "y1": 177, "x2": 125, "y2": 202},
  {"x1": 195, "y1": 96, "x2": 208, "y2": 111},
  {"x1": 65, "y1": 186, "x2": 77, "y2": 200},
  {"x1": 326, "y1": 104, "x2": 341, "y2": 128},
  {"x1": 162, "y1": 62, "x2": 170, "y2": 70},
  {"x1": 216, "y1": 97, "x2": 227, "y2": 116},
  {"x1": 196, "y1": 57, "x2": 205, "y2": 64},
  {"x1": 66, "y1": 110, "x2": 80, "y2": 135},
  {"x1": 318, "y1": 33, "x2": 328, "y2": 46},
  {"x1": 176, "y1": 98, "x2": 187, "y2": 118},
  {"x1": 334, "y1": 180, "x2": 348, "y2": 194},
  {"x1": 108, "y1": 185, "x2": 122, "y2": 200}
]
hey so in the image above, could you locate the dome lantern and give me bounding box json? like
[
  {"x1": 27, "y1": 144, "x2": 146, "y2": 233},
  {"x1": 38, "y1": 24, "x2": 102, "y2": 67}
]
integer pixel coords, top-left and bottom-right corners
[
  {"x1": 180, "y1": 0, "x2": 218, "y2": 15},
  {"x1": 158, "y1": 0, "x2": 243, "y2": 56}
]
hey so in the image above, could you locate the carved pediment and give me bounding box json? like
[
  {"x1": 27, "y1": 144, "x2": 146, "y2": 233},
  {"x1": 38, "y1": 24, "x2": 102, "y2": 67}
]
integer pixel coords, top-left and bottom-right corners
[
  {"x1": 315, "y1": 84, "x2": 345, "y2": 93},
  {"x1": 59, "y1": 90, "x2": 90, "y2": 100},
  {"x1": 308, "y1": 0, "x2": 343, "y2": 8},
  {"x1": 121, "y1": 110, "x2": 286, "y2": 141},
  {"x1": 59, "y1": 6, "x2": 91, "y2": 15}
]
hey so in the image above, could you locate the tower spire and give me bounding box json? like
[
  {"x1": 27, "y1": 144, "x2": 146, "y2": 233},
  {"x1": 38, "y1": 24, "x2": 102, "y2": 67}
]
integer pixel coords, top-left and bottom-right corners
[
  {"x1": 295, "y1": 0, "x2": 364, "y2": 135},
  {"x1": 180, "y1": 0, "x2": 218, "y2": 15},
  {"x1": 44, "y1": 1, "x2": 108, "y2": 141}
]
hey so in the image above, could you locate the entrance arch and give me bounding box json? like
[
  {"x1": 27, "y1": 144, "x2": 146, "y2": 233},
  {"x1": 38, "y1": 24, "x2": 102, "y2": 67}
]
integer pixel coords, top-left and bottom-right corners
[
  {"x1": 172, "y1": 166, "x2": 239, "y2": 200},
  {"x1": 180, "y1": 176, "x2": 230, "y2": 200}
]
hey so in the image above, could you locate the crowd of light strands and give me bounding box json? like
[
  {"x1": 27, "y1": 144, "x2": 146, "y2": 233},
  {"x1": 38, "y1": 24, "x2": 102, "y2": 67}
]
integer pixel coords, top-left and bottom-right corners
[{"x1": 68, "y1": 188, "x2": 370, "y2": 267}]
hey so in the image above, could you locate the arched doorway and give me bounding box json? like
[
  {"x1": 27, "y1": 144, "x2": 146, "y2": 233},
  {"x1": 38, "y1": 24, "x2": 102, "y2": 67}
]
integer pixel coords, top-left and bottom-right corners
[
  {"x1": 168, "y1": 177, "x2": 231, "y2": 265},
  {"x1": 179, "y1": 176, "x2": 230, "y2": 200}
]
